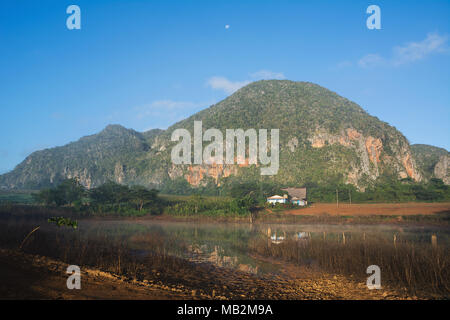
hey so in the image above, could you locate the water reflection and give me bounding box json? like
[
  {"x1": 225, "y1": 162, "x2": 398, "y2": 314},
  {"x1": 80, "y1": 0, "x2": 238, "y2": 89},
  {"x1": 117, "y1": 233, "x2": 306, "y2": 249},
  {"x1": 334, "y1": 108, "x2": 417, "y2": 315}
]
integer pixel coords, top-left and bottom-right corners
[
  {"x1": 188, "y1": 244, "x2": 259, "y2": 274},
  {"x1": 78, "y1": 220, "x2": 450, "y2": 275}
]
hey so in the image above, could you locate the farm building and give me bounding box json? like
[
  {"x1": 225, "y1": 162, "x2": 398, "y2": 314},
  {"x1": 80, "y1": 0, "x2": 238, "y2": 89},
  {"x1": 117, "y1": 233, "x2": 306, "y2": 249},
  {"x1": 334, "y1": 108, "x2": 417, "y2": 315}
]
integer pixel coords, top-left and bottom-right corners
[
  {"x1": 291, "y1": 197, "x2": 307, "y2": 206},
  {"x1": 282, "y1": 187, "x2": 307, "y2": 206}
]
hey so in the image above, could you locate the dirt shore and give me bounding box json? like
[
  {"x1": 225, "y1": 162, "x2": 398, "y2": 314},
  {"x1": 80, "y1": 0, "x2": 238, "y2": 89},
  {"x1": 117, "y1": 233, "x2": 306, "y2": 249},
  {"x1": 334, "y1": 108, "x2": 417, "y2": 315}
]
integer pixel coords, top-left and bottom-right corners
[
  {"x1": 0, "y1": 249, "x2": 417, "y2": 300},
  {"x1": 0, "y1": 249, "x2": 191, "y2": 300},
  {"x1": 284, "y1": 202, "x2": 450, "y2": 216}
]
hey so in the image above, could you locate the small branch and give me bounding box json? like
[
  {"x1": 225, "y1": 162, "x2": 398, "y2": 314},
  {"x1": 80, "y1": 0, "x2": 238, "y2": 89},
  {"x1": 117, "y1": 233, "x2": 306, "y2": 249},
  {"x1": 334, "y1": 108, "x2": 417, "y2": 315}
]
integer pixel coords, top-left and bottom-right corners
[{"x1": 19, "y1": 226, "x2": 40, "y2": 250}]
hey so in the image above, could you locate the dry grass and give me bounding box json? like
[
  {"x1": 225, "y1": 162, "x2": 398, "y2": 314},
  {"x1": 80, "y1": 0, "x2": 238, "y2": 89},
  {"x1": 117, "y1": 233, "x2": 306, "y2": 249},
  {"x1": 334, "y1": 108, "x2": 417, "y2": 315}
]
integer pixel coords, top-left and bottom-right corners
[
  {"x1": 0, "y1": 218, "x2": 194, "y2": 281},
  {"x1": 249, "y1": 235, "x2": 450, "y2": 298}
]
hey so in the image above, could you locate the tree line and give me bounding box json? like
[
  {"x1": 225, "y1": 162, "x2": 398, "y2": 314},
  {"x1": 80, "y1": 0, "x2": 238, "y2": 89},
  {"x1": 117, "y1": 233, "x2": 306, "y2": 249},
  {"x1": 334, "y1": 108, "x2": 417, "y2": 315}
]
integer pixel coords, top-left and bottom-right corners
[
  {"x1": 32, "y1": 178, "x2": 260, "y2": 217},
  {"x1": 32, "y1": 177, "x2": 450, "y2": 217},
  {"x1": 306, "y1": 178, "x2": 450, "y2": 203},
  {"x1": 33, "y1": 179, "x2": 163, "y2": 216},
  {"x1": 161, "y1": 176, "x2": 450, "y2": 204}
]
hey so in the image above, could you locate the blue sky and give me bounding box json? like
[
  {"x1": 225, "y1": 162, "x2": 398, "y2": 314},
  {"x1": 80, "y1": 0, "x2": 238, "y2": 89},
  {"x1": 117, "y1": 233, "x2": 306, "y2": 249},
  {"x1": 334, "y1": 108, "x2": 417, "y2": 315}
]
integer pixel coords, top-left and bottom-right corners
[{"x1": 0, "y1": 0, "x2": 449, "y2": 174}]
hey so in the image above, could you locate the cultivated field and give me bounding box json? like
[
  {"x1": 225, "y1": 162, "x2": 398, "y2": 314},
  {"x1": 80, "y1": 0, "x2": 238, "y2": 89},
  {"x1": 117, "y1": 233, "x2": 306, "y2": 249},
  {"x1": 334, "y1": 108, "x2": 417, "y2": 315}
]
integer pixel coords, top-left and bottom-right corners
[{"x1": 285, "y1": 202, "x2": 450, "y2": 216}]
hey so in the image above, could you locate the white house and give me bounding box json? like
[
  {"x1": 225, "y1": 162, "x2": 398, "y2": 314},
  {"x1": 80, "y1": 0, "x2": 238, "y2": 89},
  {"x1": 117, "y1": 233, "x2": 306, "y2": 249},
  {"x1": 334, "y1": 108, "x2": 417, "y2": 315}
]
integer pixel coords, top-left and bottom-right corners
[{"x1": 267, "y1": 195, "x2": 288, "y2": 204}]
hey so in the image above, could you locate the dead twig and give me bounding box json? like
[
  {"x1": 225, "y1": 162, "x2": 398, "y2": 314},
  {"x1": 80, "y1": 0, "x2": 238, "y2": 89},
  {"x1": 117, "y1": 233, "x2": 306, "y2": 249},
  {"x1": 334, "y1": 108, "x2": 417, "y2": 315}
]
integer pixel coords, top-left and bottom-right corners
[{"x1": 19, "y1": 226, "x2": 40, "y2": 250}]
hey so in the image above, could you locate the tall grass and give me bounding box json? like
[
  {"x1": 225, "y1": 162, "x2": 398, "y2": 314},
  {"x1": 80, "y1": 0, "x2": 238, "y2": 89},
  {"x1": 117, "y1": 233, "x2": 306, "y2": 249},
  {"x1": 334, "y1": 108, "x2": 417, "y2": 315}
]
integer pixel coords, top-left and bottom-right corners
[
  {"x1": 0, "y1": 220, "x2": 190, "y2": 279},
  {"x1": 256, "y1": 211, "x2": 450, "y2": 226},
  {"x1": 249, "y1": 235, "x2": 449, "y2": 297},
  {"x1": 1, "y1": 218, "x2": 296, "y2": 299},
  {"x1": 0, "y1": 217, "x2": 242, "y2": 298}
]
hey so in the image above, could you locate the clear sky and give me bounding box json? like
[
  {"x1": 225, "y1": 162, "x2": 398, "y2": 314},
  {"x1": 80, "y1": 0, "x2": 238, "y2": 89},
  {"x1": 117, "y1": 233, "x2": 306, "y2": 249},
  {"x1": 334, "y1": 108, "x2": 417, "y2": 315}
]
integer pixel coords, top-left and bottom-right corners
[{"x1": 0, "y1": 0, "x2": 449, "y2": 174}]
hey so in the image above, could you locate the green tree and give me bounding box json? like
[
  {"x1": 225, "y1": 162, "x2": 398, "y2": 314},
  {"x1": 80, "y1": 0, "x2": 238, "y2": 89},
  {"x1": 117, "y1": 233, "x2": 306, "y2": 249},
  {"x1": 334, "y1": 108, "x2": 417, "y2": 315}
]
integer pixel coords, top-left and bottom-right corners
[
  {"x1": 130, "y1": 186, "x2": 159, "y2": 211},
  {"x1": 89, "y1": 181, "x2": 130, "y2": 206},
  {"x1": 56, "y1": 178, "x2": 86, "y2": 206},
  {"x1": 33, "y1": 178, "x2": 85, "y2": 206}
]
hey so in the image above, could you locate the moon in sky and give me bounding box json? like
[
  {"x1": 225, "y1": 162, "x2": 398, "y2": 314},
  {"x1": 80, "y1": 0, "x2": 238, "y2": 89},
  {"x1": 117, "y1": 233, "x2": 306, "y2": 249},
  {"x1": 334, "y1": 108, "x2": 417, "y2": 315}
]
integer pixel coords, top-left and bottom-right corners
[{"x1": 225, "y1": 25, "x2": 230, "y2": 29}]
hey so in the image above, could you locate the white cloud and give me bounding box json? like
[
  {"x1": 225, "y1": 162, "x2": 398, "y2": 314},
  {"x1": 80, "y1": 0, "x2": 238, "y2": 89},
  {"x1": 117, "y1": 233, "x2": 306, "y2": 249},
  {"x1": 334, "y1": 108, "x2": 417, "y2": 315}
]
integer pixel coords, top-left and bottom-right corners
[
  {"x1": 206, "y1": 76, "x2": 251, "y2": 94},
  {"x1": 358, "y1": 54, "x2": 385, "y2": 68},
  {"x1": 392, "y1": 33, "x2": 448, "y2": 65},
  {"x1": 356, "y1": 33, "x2": 448, "y2": 69},
  {"x1": 207, "y1": 70, "x2": 285, "y2": 94},
  {"x1": 250, "y1": 70, "x2": 286, "y2": 80}
]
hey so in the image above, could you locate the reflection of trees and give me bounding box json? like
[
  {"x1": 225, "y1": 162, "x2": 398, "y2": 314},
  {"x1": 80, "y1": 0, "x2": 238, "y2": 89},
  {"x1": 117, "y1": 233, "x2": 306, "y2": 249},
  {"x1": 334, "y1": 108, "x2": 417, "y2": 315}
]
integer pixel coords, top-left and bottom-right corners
[
  {"x1": 80, "y1": 222, "x2": 449, "y2": 277},
  {"x1": 188, "y1": 244, "x2": 259, "y2": 274}
]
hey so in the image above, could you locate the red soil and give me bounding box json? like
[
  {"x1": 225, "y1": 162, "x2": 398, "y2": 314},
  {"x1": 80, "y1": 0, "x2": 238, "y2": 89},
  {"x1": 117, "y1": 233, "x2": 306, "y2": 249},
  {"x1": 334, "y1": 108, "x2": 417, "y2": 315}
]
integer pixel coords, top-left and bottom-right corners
[{"x1": 284, "y1": 202, "x2": 450, "y2": 216}]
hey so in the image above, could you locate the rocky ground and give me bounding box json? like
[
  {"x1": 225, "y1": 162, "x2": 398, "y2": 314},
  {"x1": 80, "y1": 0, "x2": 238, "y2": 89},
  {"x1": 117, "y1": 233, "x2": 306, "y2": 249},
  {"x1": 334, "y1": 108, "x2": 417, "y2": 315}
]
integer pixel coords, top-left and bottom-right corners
[{"x1": 0, "y1": 248, "x2": 418, "y2": 300}]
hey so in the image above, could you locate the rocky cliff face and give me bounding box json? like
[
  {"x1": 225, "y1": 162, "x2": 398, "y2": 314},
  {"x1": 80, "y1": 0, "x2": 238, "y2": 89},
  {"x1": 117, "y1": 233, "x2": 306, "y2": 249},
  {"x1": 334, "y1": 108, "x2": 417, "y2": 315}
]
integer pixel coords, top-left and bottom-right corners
[
  {"x1": 411, "y1": 144, "x2": 449, "y2": 185},
  {"x1": 434, "y1": 155, "x2": 450, "y2": 184},
  {"x1": 306, "y1": 127, "x2": 421, "y2": 188}
]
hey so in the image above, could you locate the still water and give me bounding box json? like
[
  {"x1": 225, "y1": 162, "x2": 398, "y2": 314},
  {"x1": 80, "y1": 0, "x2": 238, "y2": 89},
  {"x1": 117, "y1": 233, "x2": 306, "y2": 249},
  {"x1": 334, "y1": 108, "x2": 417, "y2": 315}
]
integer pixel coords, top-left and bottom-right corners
[{"x1": 78, "y1": 220, "x2": 450, "y2": 275}]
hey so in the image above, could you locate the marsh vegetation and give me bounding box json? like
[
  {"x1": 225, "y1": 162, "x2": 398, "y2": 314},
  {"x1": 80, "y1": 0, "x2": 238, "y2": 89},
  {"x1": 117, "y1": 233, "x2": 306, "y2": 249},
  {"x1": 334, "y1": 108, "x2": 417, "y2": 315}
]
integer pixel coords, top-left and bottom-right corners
[
  {"x1": 249, "y1": 234, "x2": 449, "y2": 297},
  {"x1": 0, "y1": 210, "x2": 448, "y2": 299}
]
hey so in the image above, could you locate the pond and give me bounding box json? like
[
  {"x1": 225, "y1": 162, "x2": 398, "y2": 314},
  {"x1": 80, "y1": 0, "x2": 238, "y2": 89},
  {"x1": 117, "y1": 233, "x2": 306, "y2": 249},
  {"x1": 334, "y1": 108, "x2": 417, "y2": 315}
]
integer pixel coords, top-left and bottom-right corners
[{"x1": 78, "y1": 220, "x2": 450, "y2": 275}]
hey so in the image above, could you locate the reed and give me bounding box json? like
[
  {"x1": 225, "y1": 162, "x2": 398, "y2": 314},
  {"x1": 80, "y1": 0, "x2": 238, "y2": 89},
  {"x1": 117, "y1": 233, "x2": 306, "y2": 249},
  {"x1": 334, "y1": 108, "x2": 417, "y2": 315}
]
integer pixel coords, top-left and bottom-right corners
[{"x1": 249, "y1": 235, "x2": 449, "y2": 297}]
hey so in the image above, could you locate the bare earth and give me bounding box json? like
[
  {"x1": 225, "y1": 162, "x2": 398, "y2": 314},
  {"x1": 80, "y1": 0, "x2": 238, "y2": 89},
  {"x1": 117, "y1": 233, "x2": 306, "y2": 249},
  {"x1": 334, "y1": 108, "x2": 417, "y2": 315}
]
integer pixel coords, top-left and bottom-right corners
[
  {"x1": 0, "y1": 249, "x2": 416, "y2": 300},
  {"x1": 0, "y1": 249, "x2": 190, "y2": 300},
  {"x1": 284, "y1": 202, "x2": 450, "y2": 216}
]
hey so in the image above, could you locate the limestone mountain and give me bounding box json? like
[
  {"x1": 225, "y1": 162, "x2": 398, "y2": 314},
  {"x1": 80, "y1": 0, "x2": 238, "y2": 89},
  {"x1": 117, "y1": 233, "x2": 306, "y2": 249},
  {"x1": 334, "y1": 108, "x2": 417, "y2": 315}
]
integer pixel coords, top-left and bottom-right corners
[
  {"x1": 0, "y1": 125, "x2": 158, "y2": 189},
  {"x1": 158, "y1": 80, "x2": 423, "y2": 190},
  {"x1": 411, "y1": 144, "x2": 449, "y2": 184},
  {"x1": 0, "y1": 80, "x2": 432, "y2": 191}
]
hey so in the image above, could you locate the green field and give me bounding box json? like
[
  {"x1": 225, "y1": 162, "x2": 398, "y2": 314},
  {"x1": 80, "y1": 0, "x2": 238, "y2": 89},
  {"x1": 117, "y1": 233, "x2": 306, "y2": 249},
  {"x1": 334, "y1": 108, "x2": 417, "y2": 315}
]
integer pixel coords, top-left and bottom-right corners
[{"x1": 0, "y1": 192, "x2": 35, "y2": 204}]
